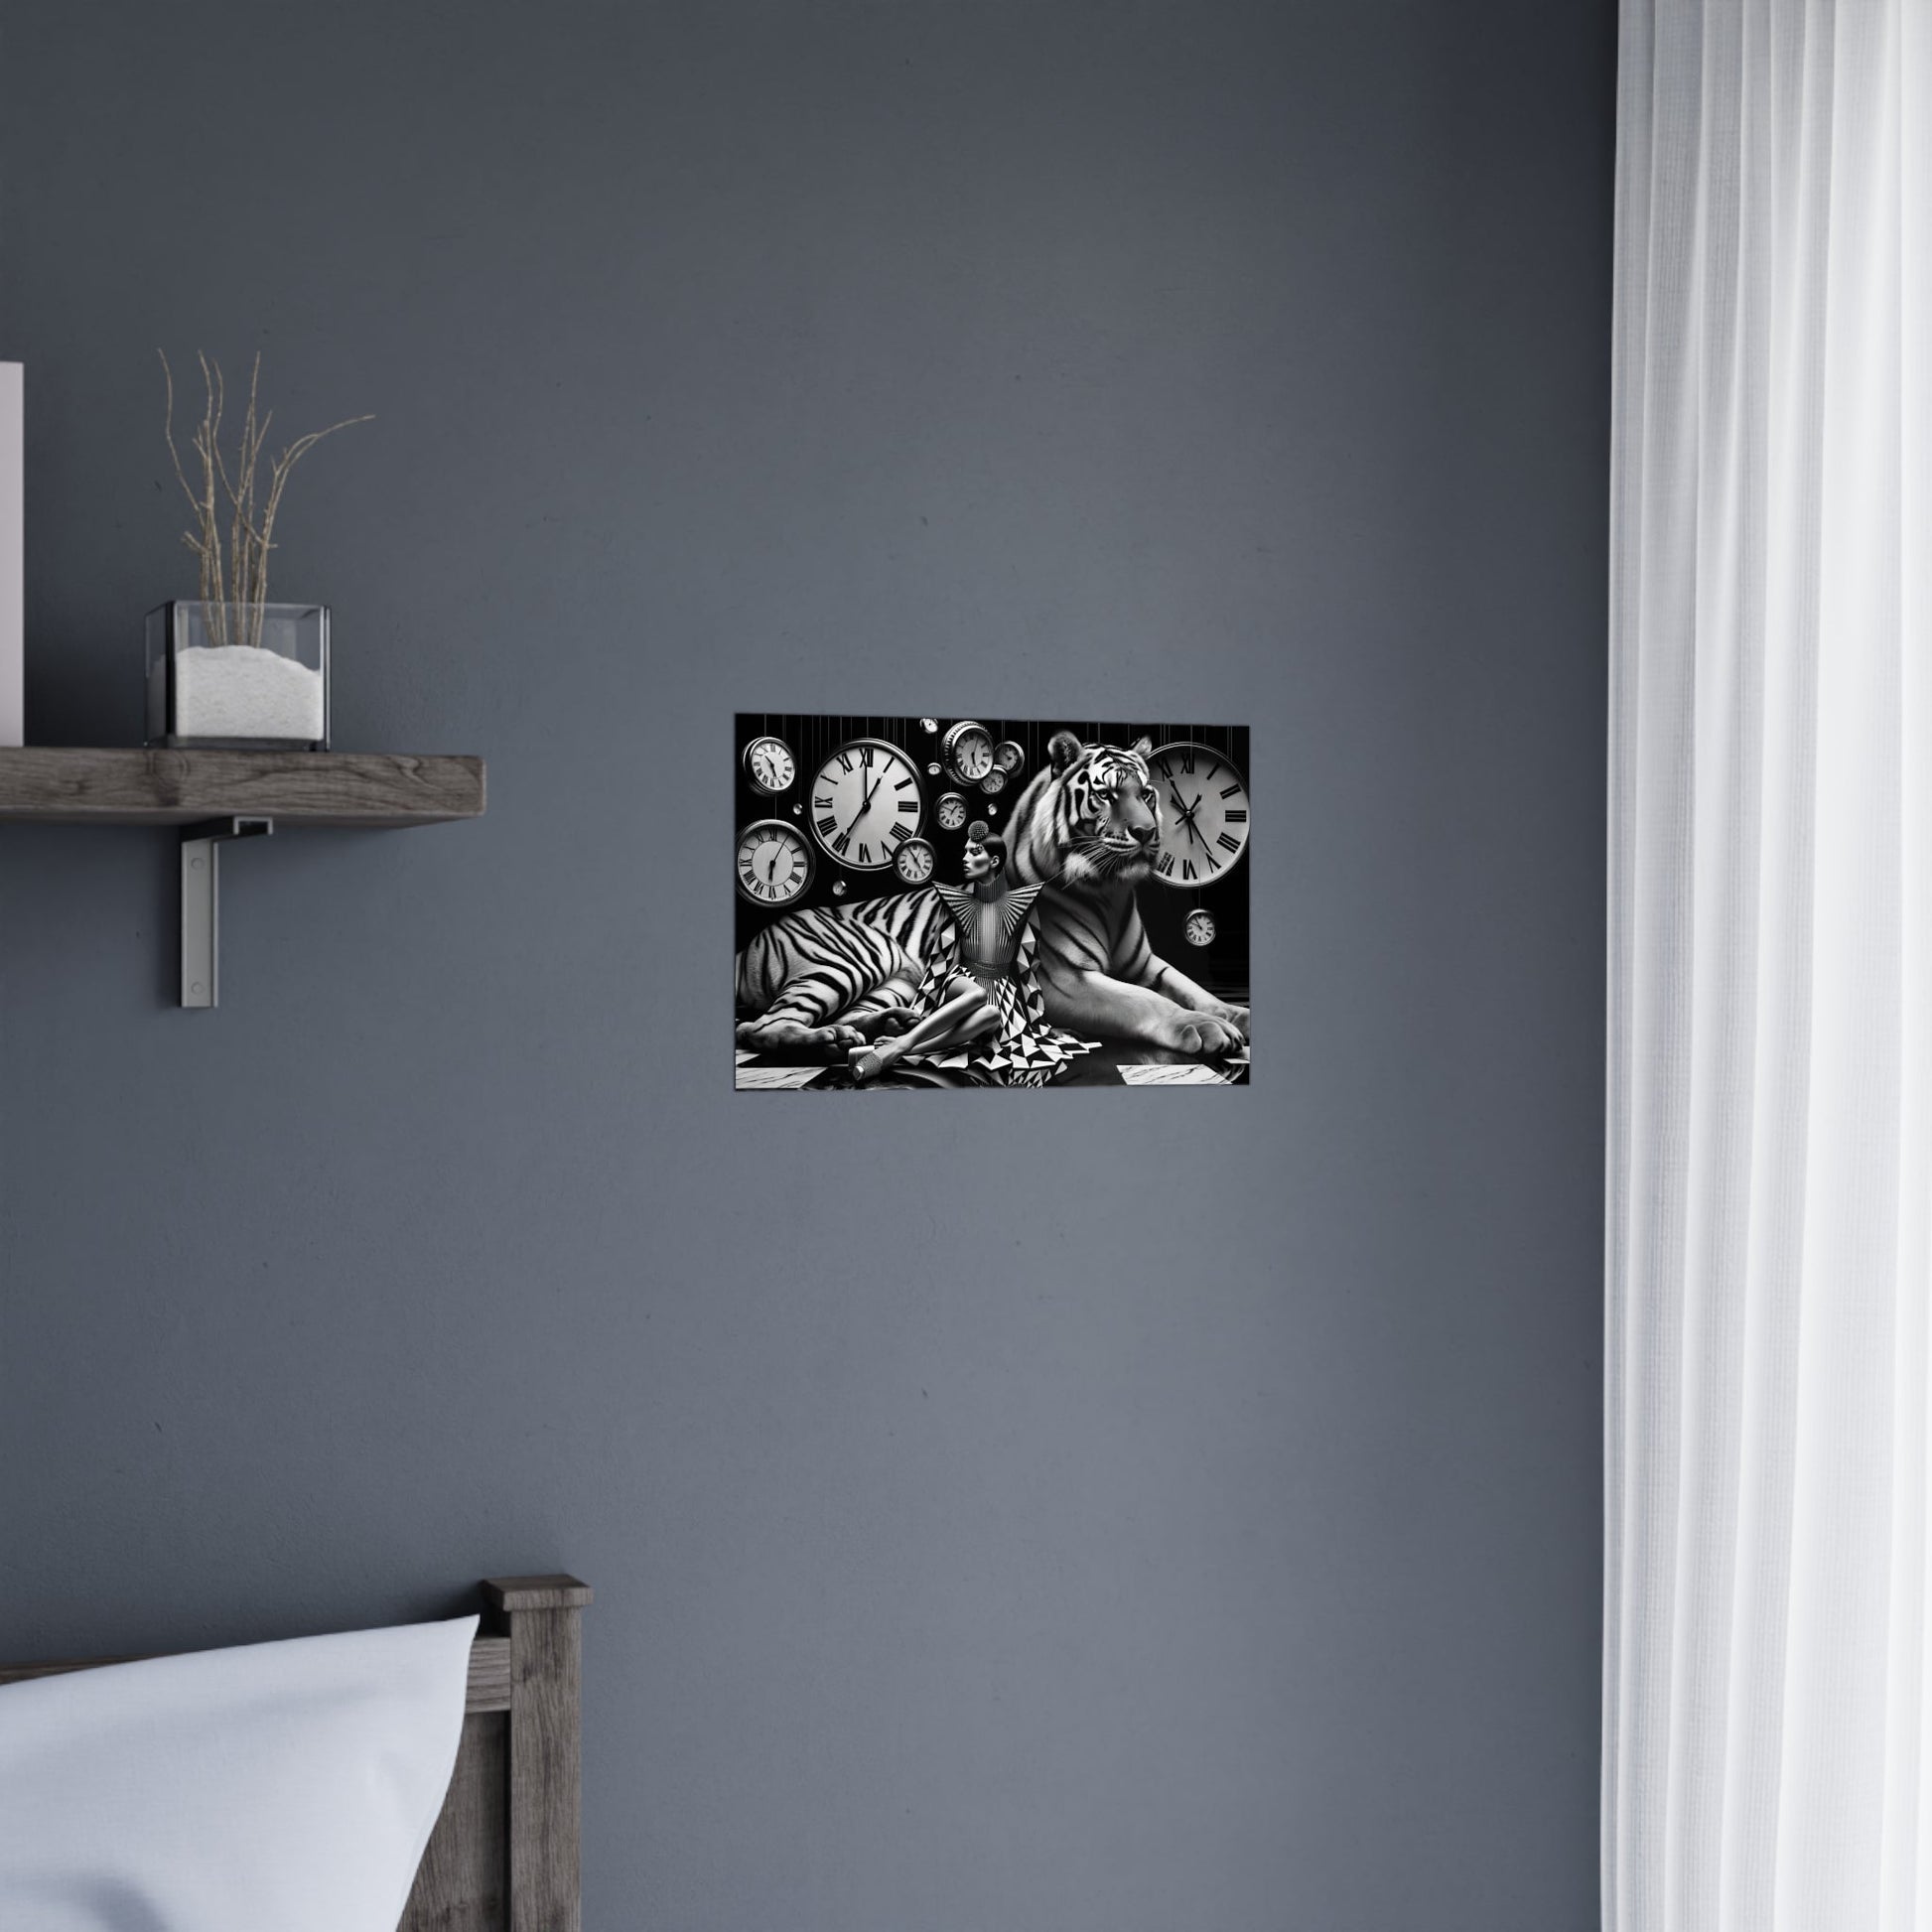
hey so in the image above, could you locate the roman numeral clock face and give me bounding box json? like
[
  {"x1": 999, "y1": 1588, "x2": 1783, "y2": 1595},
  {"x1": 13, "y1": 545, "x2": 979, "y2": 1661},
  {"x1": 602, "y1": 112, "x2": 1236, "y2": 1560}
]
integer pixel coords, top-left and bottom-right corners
[
  {"x1": 810, "y1": 738, "x2": 925, "y2": 871},
  {"x1": 1147, "y1": 742, "x2": 1250, "y2": 887},
  {"x1": 737, "y1": 819, "x2": 813, "y2": 905}
]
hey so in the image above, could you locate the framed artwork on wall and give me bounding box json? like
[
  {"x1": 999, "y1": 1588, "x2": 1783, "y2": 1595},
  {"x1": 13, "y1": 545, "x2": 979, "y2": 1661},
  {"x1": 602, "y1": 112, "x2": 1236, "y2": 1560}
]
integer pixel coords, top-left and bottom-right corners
[{"x1": 734, "y1": 715, "x2": 1250, "y2": 1090}]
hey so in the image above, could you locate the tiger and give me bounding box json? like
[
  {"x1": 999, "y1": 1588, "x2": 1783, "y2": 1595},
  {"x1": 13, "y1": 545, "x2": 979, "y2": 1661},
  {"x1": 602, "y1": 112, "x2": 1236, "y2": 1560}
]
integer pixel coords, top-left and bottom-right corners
[
  {"x1": 734, "y1": 887, "x2": 949, "y2": 1055},
  {"x1": 1003, "y1": 732, "x2": 1248, "y2": 1057},
  {"x1": 733, "y1": 731, "x2": 1248, "y2": 1061}
]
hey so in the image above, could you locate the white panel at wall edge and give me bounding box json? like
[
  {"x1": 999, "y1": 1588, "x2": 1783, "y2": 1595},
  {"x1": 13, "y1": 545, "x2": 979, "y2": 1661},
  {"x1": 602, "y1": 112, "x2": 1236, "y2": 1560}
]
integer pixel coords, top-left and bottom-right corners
[{"x1": 0, "y1": 364, "x2": 20, "y2": 748}]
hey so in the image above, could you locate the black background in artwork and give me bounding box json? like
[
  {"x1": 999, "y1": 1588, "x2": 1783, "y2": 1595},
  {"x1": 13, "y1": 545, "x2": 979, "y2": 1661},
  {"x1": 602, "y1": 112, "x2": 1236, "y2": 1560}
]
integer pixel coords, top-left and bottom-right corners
[{"x1": 734, "y1": 715, "x2": 1252, "y2": 1004}]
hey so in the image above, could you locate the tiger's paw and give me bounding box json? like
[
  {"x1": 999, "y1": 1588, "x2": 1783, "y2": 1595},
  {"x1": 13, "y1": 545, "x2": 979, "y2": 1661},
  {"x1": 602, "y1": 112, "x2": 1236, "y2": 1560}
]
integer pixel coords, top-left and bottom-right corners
[
  {"x1": 857, "y1": 1006, "x2": 918, "y2": 1040},
  {"x1": 737, "y1": 1018, "x2": 867, "y2": 1058},
  {"x1": 1153, "y1": 1009, "x2": 1248, "y2": 1057}
]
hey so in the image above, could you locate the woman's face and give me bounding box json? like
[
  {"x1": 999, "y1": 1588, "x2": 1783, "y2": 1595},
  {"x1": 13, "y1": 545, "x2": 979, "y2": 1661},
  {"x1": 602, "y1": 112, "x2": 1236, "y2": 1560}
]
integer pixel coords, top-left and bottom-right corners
[{"x1": 963, "y1": 841, "x2": 996, "y2": 883}]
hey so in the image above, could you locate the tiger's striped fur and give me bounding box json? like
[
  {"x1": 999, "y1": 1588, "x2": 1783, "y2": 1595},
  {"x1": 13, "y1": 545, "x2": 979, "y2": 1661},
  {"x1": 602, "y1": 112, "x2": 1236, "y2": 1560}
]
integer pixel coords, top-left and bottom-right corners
[{"x1": 734, "y1": 887, "x2": 951, "y2": 1052}]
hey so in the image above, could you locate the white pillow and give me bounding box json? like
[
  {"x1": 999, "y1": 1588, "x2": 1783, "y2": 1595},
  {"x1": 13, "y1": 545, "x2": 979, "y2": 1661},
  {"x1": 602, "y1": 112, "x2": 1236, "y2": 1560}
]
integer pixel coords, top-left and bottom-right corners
[{"x1": 0, "y1": 1613, "x2": 477, "y2": 1932}]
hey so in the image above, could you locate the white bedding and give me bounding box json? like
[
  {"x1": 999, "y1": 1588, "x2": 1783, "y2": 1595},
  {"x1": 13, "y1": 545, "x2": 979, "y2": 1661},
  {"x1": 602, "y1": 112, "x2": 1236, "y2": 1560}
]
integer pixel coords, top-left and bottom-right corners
[{"x1": 0, "y1": 1613, "x2": 476, "y2": 1932}]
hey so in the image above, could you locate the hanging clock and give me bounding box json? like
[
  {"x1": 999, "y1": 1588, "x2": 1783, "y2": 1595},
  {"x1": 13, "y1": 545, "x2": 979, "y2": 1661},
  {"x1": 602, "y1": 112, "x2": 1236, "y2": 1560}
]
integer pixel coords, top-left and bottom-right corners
[
  {"x1": 1147, "y1": 742, "x2": 1250, "y2": 888},
  {"x1": 993, "y1": 740, "x2": 1025, "y2": 776},
  {"x1": 742, "y1": 734, "x2": 795, "y2": 795},
  {"x1": 737, "y1": 818, "x2": 814, "y2": 906},
  {"x1": 935, "y1": 791, "x2": 969, "y2": 831},
  {"x1": 940, "y1": 721, "x2": 995, "y2": 785},
  {"x1": 808, "y1": 737, "x2": 925, "y2": 870},
  {"x1": 1184, "y1": 909, "x2": 1216, "y2": 947},
  {"x1": 979, "y1": 767, "x2": 1007, "y2": 796},
  {"x1": 893, "y1": 836, "x2": 937, "y2": 886}
]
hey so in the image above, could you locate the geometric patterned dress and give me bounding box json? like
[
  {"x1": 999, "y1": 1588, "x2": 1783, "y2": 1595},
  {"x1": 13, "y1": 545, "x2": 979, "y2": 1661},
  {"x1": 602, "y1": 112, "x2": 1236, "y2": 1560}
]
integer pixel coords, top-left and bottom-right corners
[{"x1": 897, "y1": 882, "x2": 1097, "y2": 1086}]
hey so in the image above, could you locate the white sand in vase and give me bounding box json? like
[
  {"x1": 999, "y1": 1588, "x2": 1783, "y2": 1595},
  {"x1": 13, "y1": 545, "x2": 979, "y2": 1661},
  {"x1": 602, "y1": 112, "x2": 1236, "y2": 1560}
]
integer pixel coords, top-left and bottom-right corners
[{"x1": 157, "y1": 644, "x2": 326, "y2": 744}]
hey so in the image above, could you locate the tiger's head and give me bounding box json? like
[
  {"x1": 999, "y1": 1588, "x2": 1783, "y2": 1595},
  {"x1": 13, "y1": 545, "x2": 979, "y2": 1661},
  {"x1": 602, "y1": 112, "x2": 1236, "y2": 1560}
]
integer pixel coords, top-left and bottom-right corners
[{"x1": 1007, "y1": 732, "x2": 1163, "y2": 890}]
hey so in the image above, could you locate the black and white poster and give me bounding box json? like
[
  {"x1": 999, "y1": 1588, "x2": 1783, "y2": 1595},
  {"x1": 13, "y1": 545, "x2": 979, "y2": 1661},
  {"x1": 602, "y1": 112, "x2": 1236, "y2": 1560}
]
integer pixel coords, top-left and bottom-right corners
[{"x1": 735, "y1": 716, "x2": 1250, "y2": 1089}]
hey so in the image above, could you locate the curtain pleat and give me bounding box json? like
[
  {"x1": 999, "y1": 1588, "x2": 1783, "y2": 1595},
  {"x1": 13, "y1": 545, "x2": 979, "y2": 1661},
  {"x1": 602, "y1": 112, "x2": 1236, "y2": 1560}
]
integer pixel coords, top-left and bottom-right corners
[{"x1": 1608, "y1": 4, "x2": 1929, "y2": 1928}]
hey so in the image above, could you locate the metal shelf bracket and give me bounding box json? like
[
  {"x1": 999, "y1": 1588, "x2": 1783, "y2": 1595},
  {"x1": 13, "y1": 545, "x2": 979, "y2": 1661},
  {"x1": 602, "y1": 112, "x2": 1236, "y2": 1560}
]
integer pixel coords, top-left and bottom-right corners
[{"x1": 181, "y1": 817, "x2": 273, "y2": 1008}]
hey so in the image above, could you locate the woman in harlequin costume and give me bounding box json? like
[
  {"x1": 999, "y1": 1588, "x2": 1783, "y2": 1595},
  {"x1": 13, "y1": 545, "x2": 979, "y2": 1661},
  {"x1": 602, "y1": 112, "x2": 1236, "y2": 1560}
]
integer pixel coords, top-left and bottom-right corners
[{"x1": 849, "y1": 823, "x2": 1092, "y2": 1085}]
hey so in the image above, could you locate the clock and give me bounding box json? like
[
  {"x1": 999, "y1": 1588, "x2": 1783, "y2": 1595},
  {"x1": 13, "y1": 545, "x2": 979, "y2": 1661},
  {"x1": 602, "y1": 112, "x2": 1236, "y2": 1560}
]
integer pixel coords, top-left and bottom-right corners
[
  {"x1": 809, "y1": 737, "x2": 924, "y2": 871},
  {"x1": 1148, "y1": 742, "x2": 1250, "y2": 888},
  {"x1": 742, "y1": 734, "x2": 795, "y2": 795},
  {"x1": 979, "y1": 767, "x2": 1007, "y2": 796},
  {"x1": 737, "y1": 818, "x2": 814, "y2": 906},
  {"x1": 993, "y1": 740, "x2": 1025, "y2": 776},
  {"x1": 940, "y1": 720, "x2": 995, "y2": 785},
  {"x1": 935, "y1": 791, "x2": 969, "y2": 831},
  {"x1": 894, "y1": 836, "x2": 937, "y2": 886},
  {"x1": 1184, "y1": 909, "x2": 1216, "y2": 947}
]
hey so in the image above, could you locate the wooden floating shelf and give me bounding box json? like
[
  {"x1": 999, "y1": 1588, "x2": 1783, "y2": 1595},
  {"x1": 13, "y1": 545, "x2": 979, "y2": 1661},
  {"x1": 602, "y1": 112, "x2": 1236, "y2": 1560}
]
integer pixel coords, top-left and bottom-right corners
[
  {"x1": 0, "y1": 748, "x2": 486, "y2": 1007},
  {"x1": 0, "y1": 747, "x2": 485, "y2": 827}
]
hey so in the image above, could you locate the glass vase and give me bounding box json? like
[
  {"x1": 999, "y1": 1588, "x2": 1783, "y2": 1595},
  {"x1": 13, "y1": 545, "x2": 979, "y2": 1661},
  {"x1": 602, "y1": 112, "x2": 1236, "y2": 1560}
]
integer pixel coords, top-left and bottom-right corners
[{"x1": 146, "y1": 602, "x2": 331, "y2": 751}]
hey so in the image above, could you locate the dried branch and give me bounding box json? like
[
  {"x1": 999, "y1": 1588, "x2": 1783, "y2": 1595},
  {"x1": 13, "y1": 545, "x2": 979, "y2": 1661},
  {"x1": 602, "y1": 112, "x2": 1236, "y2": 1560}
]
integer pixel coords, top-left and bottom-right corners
[{"x1": 158, "y1": 351, "x2": 369, "y2": 647}]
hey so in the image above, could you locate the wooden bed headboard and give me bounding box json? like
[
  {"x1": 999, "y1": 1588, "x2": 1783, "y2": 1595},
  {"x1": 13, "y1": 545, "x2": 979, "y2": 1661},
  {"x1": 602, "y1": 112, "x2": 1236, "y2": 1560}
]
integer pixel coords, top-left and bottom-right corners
[
  {"x1": 0, "y1": 1572, "x2": 591, "y2": 1932},
  {"x1": 410, "y1": 1576, "x2": 592, "y2": 1932}
]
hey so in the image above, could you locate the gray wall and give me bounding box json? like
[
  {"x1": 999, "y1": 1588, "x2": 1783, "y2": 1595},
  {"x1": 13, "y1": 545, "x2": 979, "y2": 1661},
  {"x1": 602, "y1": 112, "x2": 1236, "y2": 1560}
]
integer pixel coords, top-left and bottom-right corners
[{"x1": 0, "y1": 3, "x2": 1611, "y2": 1926}]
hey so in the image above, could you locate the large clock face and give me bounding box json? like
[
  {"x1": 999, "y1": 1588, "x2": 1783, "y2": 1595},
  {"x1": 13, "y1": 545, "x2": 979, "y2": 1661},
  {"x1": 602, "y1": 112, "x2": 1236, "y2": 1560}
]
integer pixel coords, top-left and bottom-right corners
[
  {"x1": 1147, "y1": 742, "x2": 1249, "y2": 888},
  {"x1": 737, "y1": 818, "x2": 814, "y2": 905},
  {"x1": 809, "y1": 738, "x2": 924, "y2": 871}
]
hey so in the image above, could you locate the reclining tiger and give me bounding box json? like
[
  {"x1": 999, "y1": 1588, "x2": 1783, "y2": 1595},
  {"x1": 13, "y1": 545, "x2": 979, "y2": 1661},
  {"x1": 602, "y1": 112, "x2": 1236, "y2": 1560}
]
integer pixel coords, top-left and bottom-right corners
[{"x1": 734, "y1": 732, "x2": 1250, "y2": 1063}]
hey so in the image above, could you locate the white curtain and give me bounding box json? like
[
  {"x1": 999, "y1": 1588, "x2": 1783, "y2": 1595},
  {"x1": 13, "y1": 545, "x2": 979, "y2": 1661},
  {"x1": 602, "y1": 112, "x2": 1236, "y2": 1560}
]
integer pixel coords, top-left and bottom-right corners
[{"x1": 1607, "y1": 3, "x2": 1932, "y2": 1929}]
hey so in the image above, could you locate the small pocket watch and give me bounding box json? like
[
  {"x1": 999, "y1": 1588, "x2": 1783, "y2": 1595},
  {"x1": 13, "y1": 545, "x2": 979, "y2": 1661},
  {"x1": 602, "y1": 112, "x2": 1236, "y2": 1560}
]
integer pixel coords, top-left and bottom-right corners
[
  {"x1": 893, "y1": 836, "x2": 937, "y2": 885},
  {"x1": 940, "y1": 720, "x2": 995, "y2": 785},
  {"x1": 742, "y1": 734, "x2": 795, "y2": 795}
]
